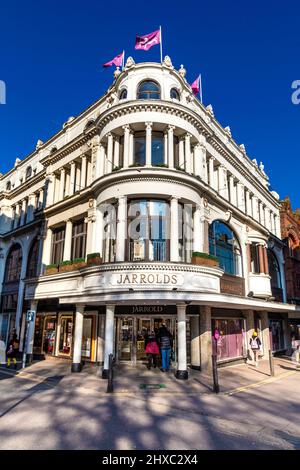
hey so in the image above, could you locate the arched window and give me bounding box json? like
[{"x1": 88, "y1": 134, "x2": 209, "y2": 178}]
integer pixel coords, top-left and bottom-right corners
[
  {"x1": 4, "y1": 244, "x2": 22, "y2": 283},
  {"x1": 27, "y1": 238, "x2": 39, "y2": 278},
  {"x1": 26, "y1": 166, "x2": 32, "y2": 180},
  {"x1": 170, "y1": 88, "x2": 180, "y2": 100},
  {"x1": 137, "y1": 80, "x2": 160, "y2": 100},
  {"x1": 6, "y1": 181, "x2": 11, "y2": 191},
  {"x1": 268, "y1": 249, "x2": 282, "y2": 289},
  {"x1": 119, "y1": 89, "x2": 127, "y2": 100},
  {"x1": 209, "y1": 221, "x2": 242, "y2": 276}
]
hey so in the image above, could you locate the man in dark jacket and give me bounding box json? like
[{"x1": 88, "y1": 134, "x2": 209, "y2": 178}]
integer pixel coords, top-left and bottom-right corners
[{"x1": 157, "y1": 324, "x2": 173, "y2": 372}]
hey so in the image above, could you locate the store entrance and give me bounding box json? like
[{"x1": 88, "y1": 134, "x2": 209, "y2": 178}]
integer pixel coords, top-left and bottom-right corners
[{"x1": 116, "y1": 316, "x2": 176, "y2": 365}]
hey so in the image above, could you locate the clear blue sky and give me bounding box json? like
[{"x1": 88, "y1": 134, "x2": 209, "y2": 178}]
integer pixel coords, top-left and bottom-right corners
[{"x1": 0, "y1": 0, "x2": 299, "y2": 207}]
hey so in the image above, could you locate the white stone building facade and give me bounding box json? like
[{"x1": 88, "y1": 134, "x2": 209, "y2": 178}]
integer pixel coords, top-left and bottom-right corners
[{"x1": 0, "y1": 57, "x2": 297, "y2": 378}]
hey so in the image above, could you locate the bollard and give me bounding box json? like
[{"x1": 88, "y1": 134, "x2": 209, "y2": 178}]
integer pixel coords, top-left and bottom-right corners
[
  {"x1": 212, "y1": 354, "x2": 220, "y2": 393},
  {"x1": 269, "y1": 349, "x2": 275, "y2": 377},
  {"x1": 106, "y1": 353, "x2": 114, "y2": 393}
]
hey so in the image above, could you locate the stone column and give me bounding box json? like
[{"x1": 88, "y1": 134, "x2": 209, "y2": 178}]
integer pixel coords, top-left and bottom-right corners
[
  {"x1": 252, "y1": 196, "x2": 259, "y2": 221},
  {"x1": 237, "y1": 182, "x2": 245, "y2": 212},
  {"x1": 167, "y1": 125, "x2": 175, "y2": 169},
  {"x1": 63, "y1": 220, "x2": 73, "y2": 261},
  {"x1": 46, "y1": 174, "x2": 55, "y2": 207},
  {"x1": 20, "y1": 199, "x2": 27, "y2": 226},
  {"x1": 102, "y1": 304, "x2": 115, "y2": 378},
  {"x1": 244, "y1": 310, "x2": 255, "y2": 362},
  {"x1": 263, "y1": 246, "x2": 269, "y2": 275},
  {"x1": 26, "y1": 300, "x2": 38, "y2": 364},
  {"x1": 200, "y1": 305, "x2": 212, "y2": 371},
  {"x1": 80, "y1": 156, "x2": 87, "y2": 189},
  {"x1": 193, "y1": 144, "x2": 201, "y2": 177},
  {"x1": 229, "y1": 175, "x2": 236, "y2": 206},
  {"x1": 164, "y1": 131, "x2": 168, "y2": 165},
  {"x1": 275, "y1": 214, "x2": 281, "y2": 238},
  {"x1": 129, "y1": 131, "x2": 134, "y2": 166},
  {"x1": 193, "y1": 205, "x2": 202, "y2": 253},
  {"x1": 71, "y1": 305, "x2": 85, "y2": 372},
  {"x1": 184, "y1": 133, "x2": 191, "y2": 173},
  {"x1": 85, "y1": 215, "x2": 95, "y2": 257},
  {"x1": 41, "y1": 227, "x2": 52, "y2": 269},
  {"x1": 245, "y1": 190, "x2": 252, "y2": 217},
  {"x1": 218, "y1": 165, "x2": 228, "y2": 199},
  {"x1": 145, "y1": 122, "x2": 152, "y2": 167},
  {"x1": 13, "y1": 203, "x2": 21, "y2": 229},
  {"x1": 69, "y1": 162, "x2": 76, "y2": 196},
  {"x1": 116, "y1": 196, "x2": 127, "y2": 262},
  {"x1": 260, "y1": 311, "x2": 270, "y2": 358},
  {"x1": 170, "y1": 197, "x2": 179, "y2": 262},
  {"x1": 176, "y1": 304, "x2": 188, "y2": 380},
  {"x1": 209, "y1": 156, "x2": 215, "y2": 188},
  {"x1": 200, "y1": 144, "x2": 208, "y2": 183},
  {"x1": 122, "y1": 125, "x2": 130, "y2": 168},
  {"x1": 26, "y1": 194, "x2": 35, "y2": 223},
  {"x1": 190, "y1": 313, "x2": 201, "y2": 369},
  {"x1": 202, "y1": 218, "x2": 210, "y2": 254},
  {"x1": 259, "y1": 202, "x2": 265, "y2": 225},
  {"x1": 113, "y1": 137, "x2": 120, "y2": 168},
  {"x1": 106, "y1": 133, "x2": 114, "y2": 173},
  {"x1": 39, "y1": 188, "x2": 44, "y2": 209},
  {"x1": 258, "y1": 244, "x2": 265, "y2": 273},
  {"x1": 178, "y1": 136, "x2": 185, "y2": 170},
  {"x1": 58, "y1": 168, "x2": 65, "y2": 201}
]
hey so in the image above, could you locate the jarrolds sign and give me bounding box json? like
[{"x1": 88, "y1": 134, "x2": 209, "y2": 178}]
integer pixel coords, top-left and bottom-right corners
[{"x1": 115, "y1": 273, "x2": 179, "y2": 285}]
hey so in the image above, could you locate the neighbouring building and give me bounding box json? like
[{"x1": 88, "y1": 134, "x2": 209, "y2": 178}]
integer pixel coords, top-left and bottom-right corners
[
  {"x1": 0, "y1": 56, "x2": 298, "y2": 379},
  {"x1": 280, "y1": 196, "x2": 300, "y2": 340}
]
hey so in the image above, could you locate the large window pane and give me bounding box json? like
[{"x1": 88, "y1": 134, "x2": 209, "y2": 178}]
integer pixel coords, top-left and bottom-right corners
[
  {"x1": 151, "y1": 132, "x2": 164, "y2": 165},
  {"x1": 209, "y1": 221, "x2": 242, "y2": 276}
]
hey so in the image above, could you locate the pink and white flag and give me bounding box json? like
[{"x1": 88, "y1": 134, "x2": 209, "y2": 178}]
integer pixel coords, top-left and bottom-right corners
[
  {"x1": 191, "y1": 75, "x2": 200, "y2": 95},
  {"x1": 103, "y1": 51, "x2": 124, "y2": 68},
  {"x1": 135, "y1": 29, "x2": 160, "y2": 51}
]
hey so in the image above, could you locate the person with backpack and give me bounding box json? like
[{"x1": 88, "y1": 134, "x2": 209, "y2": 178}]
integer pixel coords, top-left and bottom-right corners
[
  {"x1": 250, "y1": 331, "x2": 261, "y2": 367},
  {"x1": 157, "y1": 323, "x2": 173, "y2": 372}
]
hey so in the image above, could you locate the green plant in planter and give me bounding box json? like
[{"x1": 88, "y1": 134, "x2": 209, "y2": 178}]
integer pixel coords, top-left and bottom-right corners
[
  {"x1": 191, "y1": 252, "x2": 219, "y2": 266},
  {"x1": 87, "y1": 252, "x2": 102, "y2": 265},
  {"x1": 59, "y1": 260, "x2": 75, "y2": 272},
  {"x1": 112, "y1": 166, "x2": 122, "y2": 172},
  {"x1": 72, "y1": 257, "x2": 87, "y2": 269},
  {"x1": 45, "y1": 264, "x2": 59, "y2": 275}
]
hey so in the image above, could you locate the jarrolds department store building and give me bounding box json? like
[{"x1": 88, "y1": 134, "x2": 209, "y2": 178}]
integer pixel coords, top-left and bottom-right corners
[{"x1": 0, "y1": 57, "x2": 299, "y2": 378}]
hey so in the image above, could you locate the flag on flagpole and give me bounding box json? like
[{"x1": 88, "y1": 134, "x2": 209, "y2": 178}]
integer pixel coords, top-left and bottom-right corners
[
  {"x1": 190, "y1": 75, "x2": 201, "y2": 96},
  {"x1": 103, "y1": 51, "x2": 124, "y2": 68},
  {"x1": 135, "y1": 29, "x2": 161, "y2": 51}
]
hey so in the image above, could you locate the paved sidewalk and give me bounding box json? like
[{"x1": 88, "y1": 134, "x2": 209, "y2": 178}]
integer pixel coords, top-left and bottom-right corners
[{"x1": 0, "y1": 355, "x2": 297, "y2": 396}]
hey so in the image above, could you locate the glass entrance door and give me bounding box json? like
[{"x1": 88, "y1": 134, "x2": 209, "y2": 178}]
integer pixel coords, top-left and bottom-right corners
[
  {"x1": 116, "y1": 316, "x2": 177, "y2": 364},
  {"x1": 59, "y1": 316, "x2": 73, "y2": 356}
]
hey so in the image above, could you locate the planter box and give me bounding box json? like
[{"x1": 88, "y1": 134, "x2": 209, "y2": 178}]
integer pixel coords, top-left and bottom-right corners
[
  {"x1": 73, "y1": 261, "x2": 87, "y2": 270},
  {"x1": 87, "y1": 256, "x2": 102, "y2": 266},
  {"x1": 59, "y1": 264, "x2": 75, "y2": 273},
  {"x1": 45, "y1": 267, "x2": 58, "y2": 275},
  {"x1": 191, "y1": 256, "x2": 219, "y2": 268}
]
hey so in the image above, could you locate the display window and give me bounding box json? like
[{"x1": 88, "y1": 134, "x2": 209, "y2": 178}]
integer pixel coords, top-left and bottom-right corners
[{"x1": 212, "y1": 318, "x2": 244, "y2": 361}]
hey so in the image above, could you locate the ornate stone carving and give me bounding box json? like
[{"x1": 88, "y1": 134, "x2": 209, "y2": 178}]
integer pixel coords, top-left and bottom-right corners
[
  {"x1": 36, "y1": 139, "x2": 43, "y2": 149},
  {"x1": 224, "y1": 126, "x2": 232, "y2": 137},
  {"x1": 178, "y1": 64, "x2": 186, "y2": 78},
  {"x1": 114, "y1": 67, "x2": 121, "y2": 78},
  {"x1": 206, "y1": 104, "x2": 214, "y2": 116},
  {"x1": 163, "y1": 55, "x2": 173, "y2": 68},
  {"x1": 239, "y1": 143, "x2": 246, "y2": 153},
  {"x1": 125, "y1": 56, "x2": 135, "y2": 69}
]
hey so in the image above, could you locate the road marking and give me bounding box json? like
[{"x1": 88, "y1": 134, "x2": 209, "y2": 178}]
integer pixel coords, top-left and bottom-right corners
[{"x1": 225, "y1": 370, "x2": 297, "y2": 396}]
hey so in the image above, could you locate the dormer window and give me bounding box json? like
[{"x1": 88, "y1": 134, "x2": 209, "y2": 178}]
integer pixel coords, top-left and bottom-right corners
[
  {"x1": 119, "y1": 89, "x2": 127, "y2": 100},
  {"x1": 170, "y1": 88, "x2": 180, "y2": 100},
  {"x1": 137, "y1": 81, "x2": 160, "y2": 100},
  {"x1": 26, "y1": 166, "x2": 32, "y2": 180}
]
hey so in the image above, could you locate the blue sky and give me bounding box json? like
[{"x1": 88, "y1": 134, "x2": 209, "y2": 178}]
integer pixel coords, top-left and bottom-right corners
[{"x1": 0, "y1": 0, "x2": 299, "y2": 207}]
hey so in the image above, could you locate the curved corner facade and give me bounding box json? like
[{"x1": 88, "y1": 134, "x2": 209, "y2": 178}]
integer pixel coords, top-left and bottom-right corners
[{"x1": 0, "y1": 57, "x2": 297, "y2": 377}]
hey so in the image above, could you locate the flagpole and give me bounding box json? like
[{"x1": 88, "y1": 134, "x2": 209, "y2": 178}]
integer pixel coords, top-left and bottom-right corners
[
  {"x1": 122, "y1": 50, "x2": 125, "y2": 69},
  {"x1": 199, "y1": 74, "x2": 203, "y2": 104},
  {"x1": 159, "y1": 25, "x2": 163, "y2": 63}
]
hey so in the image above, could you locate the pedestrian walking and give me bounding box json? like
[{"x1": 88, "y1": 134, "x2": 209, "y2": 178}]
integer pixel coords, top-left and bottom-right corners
[
  {"x1": 6, "y1": 335, "x2": 18, "y2": 369},
  {"x1": 250, "y1": 331, "x2": 261, "y2": 367},
  {"x1": 157, "y1": 323, "x2": 173, "y2": 372},
  {"x1": 144, "y1": 329, "x2": 160, "y2": 369}
]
